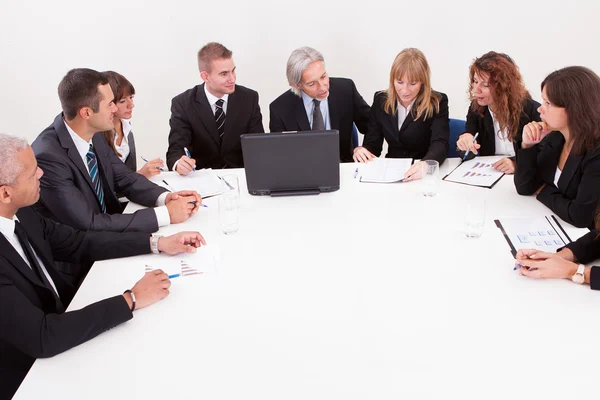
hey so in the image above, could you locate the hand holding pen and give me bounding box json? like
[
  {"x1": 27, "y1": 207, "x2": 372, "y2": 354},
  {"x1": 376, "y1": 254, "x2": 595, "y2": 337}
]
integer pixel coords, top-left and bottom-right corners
[
  {"x1": 457, "y1": 132, "x2": 480, "y2": 160},
  {"x1": 174, "y1": 147, "x2": 197, "y2": 176},
  {"x1": 138, "y1": 156, "x2": 165, "y2": 179}
]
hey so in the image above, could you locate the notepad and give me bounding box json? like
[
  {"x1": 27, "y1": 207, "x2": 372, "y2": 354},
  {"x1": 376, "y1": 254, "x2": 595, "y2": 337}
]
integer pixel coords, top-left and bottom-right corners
[
  {"x1": 160, "y1": 169, "x2": 224, "y2": 198},
  {"x1": 494, "y1": 216, "x2": 571, "y2": 257},
  {"x1": 358, "y1": 158, "x2": 413, "y2": 183},
  {"x1": 443, "y1": 156, "x2": 505, "y2": 188}
]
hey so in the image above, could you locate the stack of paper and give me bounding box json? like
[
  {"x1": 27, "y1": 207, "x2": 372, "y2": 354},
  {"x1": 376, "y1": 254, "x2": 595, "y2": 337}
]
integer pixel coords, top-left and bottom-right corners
[
  {"x1": 160, "y1": 169, "x2": 224, "y2": 197},
  {"x1": 358, "y1": 158, "x2": 413, "y2": 183}
]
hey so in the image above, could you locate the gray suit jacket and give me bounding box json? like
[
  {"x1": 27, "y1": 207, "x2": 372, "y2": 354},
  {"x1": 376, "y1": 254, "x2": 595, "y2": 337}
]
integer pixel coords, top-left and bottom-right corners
[
  {"x1": 31, "y1": 114, "x2": 168, "y2": 233},
  {"x1": 123, "y1": 130, "x2": 137, "y2": 172}
]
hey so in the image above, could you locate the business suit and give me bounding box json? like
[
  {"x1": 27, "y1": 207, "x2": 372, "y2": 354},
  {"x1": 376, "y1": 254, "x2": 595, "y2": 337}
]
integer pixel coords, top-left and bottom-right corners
[
  {"x1": 0, "y1": 207, "x2": 150, "y2": 400},
  {"x1": 363, "y1": 91, "x2": 449, "y2": 164},
  {"x1": 269, "y1": 77, "x2": 371, "y2": 163},
  {"x1": 563, "y1": 230, "x2": 600, "y2": 290},
  {"x1": 32, "y1": 114, "x2": 167, "y2": 233},
  {"x1": 123, "y1": 130, "x2": 137, "y2": 172},
  {"x1": 514, "y1": 131, "x2": 600, "y2": 228},
  {"x1": 166, "y1": 84, "x2": 264, "y2": 170},
  {"x1": 458, "y1": 98, "x2": 541, "y2": 161}
]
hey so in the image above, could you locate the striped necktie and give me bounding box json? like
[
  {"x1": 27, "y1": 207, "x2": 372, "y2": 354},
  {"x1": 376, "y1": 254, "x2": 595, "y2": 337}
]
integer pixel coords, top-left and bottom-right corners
[
  {"x1": 86, "y1": 144, "x2": 107, "y2": 213},
  {"x1": 215, "y1": 98, "x2": 226, "y2": 142}
]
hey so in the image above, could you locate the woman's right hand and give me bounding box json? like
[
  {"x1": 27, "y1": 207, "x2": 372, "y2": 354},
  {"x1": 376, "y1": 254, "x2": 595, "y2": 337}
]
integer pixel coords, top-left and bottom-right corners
[
  {"x1": 521, "y1": 121, "x2": 550, "y2": 149},
  {"x1": 138, "y1": 158, "x2": 164, "y2": 178},
  {"x1": 456, "y1": 133, "x2": 481, "y2": 154},
  {"x1": 353, "y1": 146, "x2": 376, "y2": 163}
]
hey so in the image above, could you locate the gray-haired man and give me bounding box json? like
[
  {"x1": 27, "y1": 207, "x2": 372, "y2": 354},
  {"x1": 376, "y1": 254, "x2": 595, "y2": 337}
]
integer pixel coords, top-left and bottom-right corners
[{"x1": 269, "y1": 46, "x2": 371, "y2": 162}]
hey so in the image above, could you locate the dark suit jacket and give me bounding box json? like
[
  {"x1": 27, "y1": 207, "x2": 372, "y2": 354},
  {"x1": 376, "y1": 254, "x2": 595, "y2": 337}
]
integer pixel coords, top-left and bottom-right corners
[
  {"x1": 31, "y1": 114, "x2": 167, "y2": 233},
  {"x1": 123, "y1": 130, "x2": 137, "y2": 172},
  {"x1": 563, "y1": 230, "x2": 600, "y2": 290},
  {"x1": 514, "y1": 131, "x2": 600, "y2": 228},
  {"x1": 363, "y1": 91, "x2": 449, "y2": 164},
  {"x1": 457, "y1": 98, "x2": 541, "y2": 161},
  {"x1": 0, "y1": 207, "x2": 151, "y2": 399},
  {"x1": 166, "y1": 84, "x2": 264, "y2": 170},
  {"x1": 269, "y1": 77, "x2": 370, "y2": 163}
]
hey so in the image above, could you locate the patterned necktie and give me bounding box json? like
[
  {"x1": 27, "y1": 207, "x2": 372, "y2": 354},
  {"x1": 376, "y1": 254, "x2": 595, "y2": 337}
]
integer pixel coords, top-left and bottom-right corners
[
  {"x1": 215, "y1": 99, "x2": 226, "y2": 142},
  {"x1": 86, "y1": 144, "x2": 107, "y2": 213},
  {"x1": 312, "y1": 99, "x2": 325, "y2": 131},
  {"x1": 14, "y1": 221, "x2": 65, "y2": 313}
]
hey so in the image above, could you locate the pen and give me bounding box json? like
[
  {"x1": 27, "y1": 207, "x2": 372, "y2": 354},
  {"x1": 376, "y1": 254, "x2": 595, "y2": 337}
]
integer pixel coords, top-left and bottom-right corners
[
  {"x1": 183, "y1": 147, "x2": 196, "y2": 171},
  {"x1": 168, "y1": 274, "x2": 180, "y2": 279},
  {"x1": 463, "y1": 132, "x2": 480, "y2": 160},
  {"x1": 218, "y1": 175, "x2": 235, "y2": 190},
  {"x1": 140, "y1": 156, "x2": 165, "y2": 171},
  {"x1": 162, "y1": 180, "x2": 175, "y2": 192},
  {"x1": 188, "y1": 200, "x2": 208, "y2": 208},
  {"x1": 353, "y1": 168, "x2": 359, "y2": 179}
]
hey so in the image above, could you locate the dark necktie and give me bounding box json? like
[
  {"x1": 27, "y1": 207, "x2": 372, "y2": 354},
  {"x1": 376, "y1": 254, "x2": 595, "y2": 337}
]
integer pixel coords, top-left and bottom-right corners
[
  {"x1": 215, "y1": 99, "x2": 226, "y2": 142},
  {"x1": 312, "y1": 99, "x2": 325, "y2": 131},
  {"x1": 86, "y1": 144, "x2": 107, "y2": 212},
  {"x1": 14, "y1": 221, "x2": 65, "y2": 313}
]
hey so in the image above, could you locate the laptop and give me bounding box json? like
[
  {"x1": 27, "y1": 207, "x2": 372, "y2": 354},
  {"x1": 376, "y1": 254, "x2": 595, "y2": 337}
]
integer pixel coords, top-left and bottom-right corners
[{"x1": 241, "y1": 130, "x2": 340, "y2": 196}]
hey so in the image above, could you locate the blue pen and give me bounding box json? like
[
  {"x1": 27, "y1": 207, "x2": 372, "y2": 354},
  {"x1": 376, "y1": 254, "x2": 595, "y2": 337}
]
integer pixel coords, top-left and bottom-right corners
[
  {"x1": 168, "y1": 274, "x2": 180, "y2": 279},
  {"x1": 140, "y1": 156, "x2": 165, "y2": 171},
  {"x1": 183, "y1": 147, "x2": 196, "y2": 171},
  {"x1": 463, "y1": 132, "x2": 480, "y2": 160},
  {"x1": 188, "y1": 200, "x2": 208, "y2": 208},
  {"x1": 353, "y1": 168, "x2": 359, "y2": 179}
]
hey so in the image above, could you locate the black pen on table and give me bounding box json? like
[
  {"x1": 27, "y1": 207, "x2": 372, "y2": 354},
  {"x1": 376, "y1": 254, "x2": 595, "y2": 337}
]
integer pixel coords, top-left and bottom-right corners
[{"x1": 162, "y1": 179, "x2": 207, "y2": 208}]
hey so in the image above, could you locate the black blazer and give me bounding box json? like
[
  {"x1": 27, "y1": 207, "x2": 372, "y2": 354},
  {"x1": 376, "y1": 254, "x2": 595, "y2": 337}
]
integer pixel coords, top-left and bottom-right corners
[
  {"x1": 363, "y1": 91, "x2": 449, "y2": 164},
  {"x1": 458, "y1": 98, "x2": 541, "y2": 161},
  {"x1": 269, "y1": 77, "x2": 371, "y2": 162},
  {"x1": 166, "y1": 83, "x2": 264, "y2": 170},
  {"x1": 31, "y1": 114, "x2": 167, "y2": 233},
  {"x1": 0, "y1": 207, "x2": 151, "y2": 399},
  {"x1": 123, "y1": 130, "x2": 137, "y2": 172},
  {"x1": 514, "y1": 131, "x2": 600, "y2": 228},
  {"x1": 563, "y1": 230, "x2": 600, "y2": 290}
]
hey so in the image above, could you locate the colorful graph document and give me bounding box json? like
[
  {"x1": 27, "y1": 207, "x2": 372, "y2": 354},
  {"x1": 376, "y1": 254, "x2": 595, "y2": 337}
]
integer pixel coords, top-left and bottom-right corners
[
  {"x1": 358, "y1": 158, "x2": 413, "y2": 183},
  {"x1": 443, "y1": 156, "x2": 506, "y2": 188},
  {"x1": 494, "y1": 216, "x2": 571, "y2": 257},
  {"x1": 136, "y1": 244, "x2": 220, "y2": 276}
]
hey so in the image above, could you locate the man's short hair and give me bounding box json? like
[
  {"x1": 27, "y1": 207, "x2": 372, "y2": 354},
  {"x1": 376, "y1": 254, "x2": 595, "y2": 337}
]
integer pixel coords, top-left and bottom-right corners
[
  {"x1": 58, "y1": 68, "x2": 109, "y2": 120},
  {"x1": 0, "y1": 133, "x2": 29, "y2": 186},
  {"x1": 286, "y1": 47, "x2": 325, "y2": 96},
  {"x1": 197, "y1": 42, "x2": 233, "y2": 73}
]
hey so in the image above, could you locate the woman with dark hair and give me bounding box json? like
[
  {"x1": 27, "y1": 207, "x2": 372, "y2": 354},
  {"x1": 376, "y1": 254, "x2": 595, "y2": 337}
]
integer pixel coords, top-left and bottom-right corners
[
  {"x1": 514, "y1": 66, "x2": 600, "y2": 228},
  {"x1": 352, "y1": 48, "x2": 449, "y2": 181},
  {"x1": 101, "y1": 71, "x2": 164, "y2": 179},
  {"x1": 456, "y1": 51, "x2": 541, "y2": 174},
  {"x1": 516, "y1": 211, "x2": 600, "y2": 288}
]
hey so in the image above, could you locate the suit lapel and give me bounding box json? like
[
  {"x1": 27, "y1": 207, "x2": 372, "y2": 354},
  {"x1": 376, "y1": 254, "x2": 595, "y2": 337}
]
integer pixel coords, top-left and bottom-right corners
[
  {"x1": 558, "y1": 152, "x2": 584, "y2": 190},
  {"x1": 127, "y1": 130, "x2": 137, "y2": 163},
  {"x1": 54, "y1": 115, "x2": 95, "y2": 192},
  {"x1": 0, "y1": 234, "x2": 47, "y2": 289},
  {"x1": 92, "y1": 134, "x2": 115, "y2": 194},
  {"x1": 327, "y1": 90, "x2": 339, "y2": 132},
  {"x1": 194, "y1": 84, "x2": 221, "y2": 146},
  {"x1": 224, "y1": 89, "x2": 239, "y2": 142},
  {"x1": 294, "y1": 96, "x2": 311, "y2": 131},
  {"x1": 399, "y1": 111, "x2": 414, "y2": 134}
]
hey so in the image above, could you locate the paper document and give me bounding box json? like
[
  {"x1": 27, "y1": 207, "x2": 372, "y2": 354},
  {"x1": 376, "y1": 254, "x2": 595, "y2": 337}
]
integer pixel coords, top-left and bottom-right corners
[
  {"x1": 133, "y1": 245, "x2": 220, "y2": 276},
  {"x1": 443, "y1": 156, "x2": 505, "y2": 188},
  {"x1": 158, "y1": 169, "x2": 224, "y2": 197},
  {"x1": 358, "y1": 158, "x2": 413, "y2": 183},
  {"x1": 494, "y1": 216, "x2": 571, "y2": 257}
]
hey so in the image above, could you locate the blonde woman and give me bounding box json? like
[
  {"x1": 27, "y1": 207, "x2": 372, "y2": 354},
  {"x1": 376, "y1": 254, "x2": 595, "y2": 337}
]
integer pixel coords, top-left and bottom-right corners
[{"x1": 353, "y1": 48, "x2": 449, "y2": 180}]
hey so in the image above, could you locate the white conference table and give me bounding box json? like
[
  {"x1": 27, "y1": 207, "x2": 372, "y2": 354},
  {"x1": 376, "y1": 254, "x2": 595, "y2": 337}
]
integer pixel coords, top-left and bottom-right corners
[{"x1": 15, "y1": 159, "x2": 600, "y2": 400}]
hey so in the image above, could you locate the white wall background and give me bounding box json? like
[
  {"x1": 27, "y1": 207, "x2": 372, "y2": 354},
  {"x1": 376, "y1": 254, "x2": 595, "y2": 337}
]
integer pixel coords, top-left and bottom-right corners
[{"x1": 1, "y1": 0, "x2": 599, "y2": 160}]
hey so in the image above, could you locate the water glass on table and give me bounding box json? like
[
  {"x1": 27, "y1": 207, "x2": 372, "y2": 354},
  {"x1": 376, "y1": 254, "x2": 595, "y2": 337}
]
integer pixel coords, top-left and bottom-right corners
[
  {"x1": 464, "y1": 198, "x2": 486, "y2": 238},
  {"x1": 421, "y1": 160, "x2": 440, "y2": 197},
  {"x1": 219, "y1": 193, "x2": 239, "y2": 235}
]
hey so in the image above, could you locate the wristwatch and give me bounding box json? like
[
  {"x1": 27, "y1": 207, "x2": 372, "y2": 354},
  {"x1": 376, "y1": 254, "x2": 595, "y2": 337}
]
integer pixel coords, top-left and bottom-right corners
[
  {"x1": 571, "y1": 264, "x2": 585, "y2": 284},
  {"x1": 150, "y1": 235, "x2": 162, "y2": 254}
]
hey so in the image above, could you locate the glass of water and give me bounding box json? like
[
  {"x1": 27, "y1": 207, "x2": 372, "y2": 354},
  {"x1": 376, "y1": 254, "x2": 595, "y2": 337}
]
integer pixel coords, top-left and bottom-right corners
[
  {"x1": 464, "y1": 198, "x2": 486, "y2": 238},
  {"x1": 219, "y1": 193, "x2": 239, "y2": 235},
  {"x1": 421, "y1": 160, "x2": 440, "y2": 197}
]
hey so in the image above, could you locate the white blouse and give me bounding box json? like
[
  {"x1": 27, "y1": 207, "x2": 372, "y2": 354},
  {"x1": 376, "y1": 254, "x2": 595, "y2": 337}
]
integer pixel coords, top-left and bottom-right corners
[
  {"x1": 114, "y1": 119, "x2": 132, "y2": 162},
  {"x1": 489, "y1": 110, "x2": 515, "y2": 157}
]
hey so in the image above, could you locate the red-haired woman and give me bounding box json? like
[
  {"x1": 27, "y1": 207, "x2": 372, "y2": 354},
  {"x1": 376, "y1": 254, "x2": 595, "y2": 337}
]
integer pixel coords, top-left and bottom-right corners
[{"x1": 456, "y1": 51, "x2": 540, "y2": 174}]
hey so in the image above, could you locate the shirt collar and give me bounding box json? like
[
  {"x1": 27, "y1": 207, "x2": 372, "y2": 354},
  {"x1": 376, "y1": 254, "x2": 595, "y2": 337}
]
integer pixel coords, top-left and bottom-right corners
[
  {"x1": 203, "y1": 84, "x2": 229, "y2": 107},
  {"x1": 397, "y1": 101, "x2": 413, "y2": 114},
  {"x1": 0, "y1": 215, "x2": 18, "y2": 238},
  {"x1": 121, "y1": 119, "x2": 132, "y2": 138},
  {"x1": 64, "y1": 120, "x2": 92, "y2": 161}
]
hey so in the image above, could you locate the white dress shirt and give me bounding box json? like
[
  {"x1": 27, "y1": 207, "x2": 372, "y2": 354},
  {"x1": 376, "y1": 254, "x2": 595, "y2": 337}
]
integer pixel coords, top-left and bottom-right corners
[
  {"x1": 63, "y1": 121, "x2": 171, "y2": 226},
  {"x1": 0, "y1": 215, "x2": 59, "y2": 295},
  {"x1": 301, "y1": 91, "x2": 331, "y2": 130},
  {"x1": 397, "y1": 102, "x2": 413, "y2": 131},
  {"x1": 114, "y1": 119, "x2": 132, "y2": 163},
  {"x1": 489, "y1": 110, "x2": 516, "y2": 157},
  {"x1": 554, "y1": 167, "x2": 562, "y2": 187}
]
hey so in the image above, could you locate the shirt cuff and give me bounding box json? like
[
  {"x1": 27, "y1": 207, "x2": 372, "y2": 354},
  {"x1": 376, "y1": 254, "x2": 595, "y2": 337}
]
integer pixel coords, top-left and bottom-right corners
[
  {"x1": 154, "y1": 206, "x2": 171, "y2": 227},
  {"x1": 156, "y1": 192, "x2": 168, "y2": 207},
  {"x1": 172, "y1": 160, "x2": 179, "y2": 172}
]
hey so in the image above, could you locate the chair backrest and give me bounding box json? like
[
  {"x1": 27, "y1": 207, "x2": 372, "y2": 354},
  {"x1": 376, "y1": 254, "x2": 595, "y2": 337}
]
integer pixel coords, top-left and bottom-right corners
[
  {"x1": 448, "y1": 118, "x2": 466, "y2": 158},
  {"x1": 351, "y1": 123, "x2": 359, "y2": 149}
]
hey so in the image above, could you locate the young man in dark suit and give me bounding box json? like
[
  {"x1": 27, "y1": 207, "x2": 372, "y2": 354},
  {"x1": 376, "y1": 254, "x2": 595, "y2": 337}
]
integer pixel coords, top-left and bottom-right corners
[
  {"x1": 166, "y1": 42, "x2": 264, "y2": 174},
  {"x1": 269, "y1": 46, "x2": 371, "y2": 163},
  {"x1": 0, "y1": 133, "x2": 206, "y2": 399}
]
